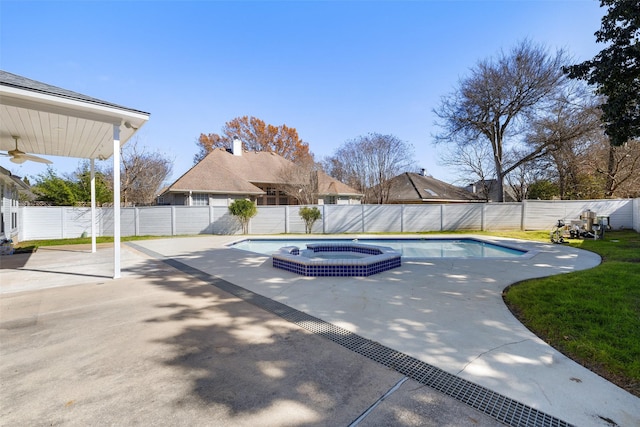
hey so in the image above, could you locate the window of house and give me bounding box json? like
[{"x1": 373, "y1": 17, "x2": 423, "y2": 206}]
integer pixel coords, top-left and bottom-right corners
[
  {"x1": 326, "y1": 196, "x2": 337, "y2": 204},
  {"x1": 266, "y1": 187, "x2": 277, "y2": 196},
  {"x1": 266, "y1": 197, "x2": 277, "y2": 205},
  {"x1": 191, "y1": 193, "x2": 209, "y2": 206}
]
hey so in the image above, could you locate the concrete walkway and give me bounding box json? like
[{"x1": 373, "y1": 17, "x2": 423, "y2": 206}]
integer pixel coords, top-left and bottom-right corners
[{"x1": 1, "y1": 235, "x2": 638, "y2": 426}]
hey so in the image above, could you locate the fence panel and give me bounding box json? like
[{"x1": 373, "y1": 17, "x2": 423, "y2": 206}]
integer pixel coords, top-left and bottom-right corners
[
  {"x1": 21, "y1": 207, "x2": 64, "y2": 240},
  {"x1": 287, "y1": 206, "x2": 322, "y2": 234},
  {"x1": 174, "y1": 206, "x2": 211, "y2": 235},
  {"x1": 62, "y1": 207, "x2": 94, "y2": 238},
  {"x1": 252, "y1": 207, "x2": 286, "y2": 234},
  {"x1": 324, "y1": 205, "x2": 363, "y2": 234},
  {"x1": 363, "y1": 205, "x2": 400, "y2": 233},
  {"x1": 211, "y1": 207, "x2": 240, "y2": 235},
  {"x1": 523, "y1": 199, "x2": 633, "y2": 230},
  {"x1": 18, "y1": 199, "x2": 639, "y2": 240},
  {"x1": 138, "y1": 207, "x2": 173, "y2": 236},
  {"x1": 484, "y1": 203, "x2": 522, "y2": 230},
  {"x1": 402, "y1": 205, "x2": 441, "y2": 232},
  {"x1": 442, "y1": 204, "x2": 482, "y2": 230}
]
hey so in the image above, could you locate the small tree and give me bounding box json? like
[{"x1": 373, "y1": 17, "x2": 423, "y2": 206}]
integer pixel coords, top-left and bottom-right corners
[
  {"x1": 228, "y1": 199, "x2": 257, "y2": 234},
  {"x1": 299, "y1": 206, "x2": 321, "y2": 234}
]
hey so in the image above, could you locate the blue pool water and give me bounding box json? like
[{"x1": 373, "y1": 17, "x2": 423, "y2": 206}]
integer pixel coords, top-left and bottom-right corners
[{"x1": 229, "y1": 238, "x2": 526, "y2": 258}]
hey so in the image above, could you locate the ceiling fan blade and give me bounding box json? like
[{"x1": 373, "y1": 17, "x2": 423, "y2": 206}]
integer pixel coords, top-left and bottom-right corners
[{"x1": 21, "y1": 153, "x2": 53, "y2": 164}]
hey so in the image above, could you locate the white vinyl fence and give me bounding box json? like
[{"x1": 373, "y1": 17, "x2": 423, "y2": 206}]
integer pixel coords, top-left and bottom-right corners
[{"x1": 18, "y1": 199, "x2": 639, "y2": 241}]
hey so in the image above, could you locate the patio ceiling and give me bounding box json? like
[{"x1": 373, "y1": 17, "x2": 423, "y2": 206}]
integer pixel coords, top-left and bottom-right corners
[{"x1": 0, "y1": 70, "x2": 149, "y2": 161}]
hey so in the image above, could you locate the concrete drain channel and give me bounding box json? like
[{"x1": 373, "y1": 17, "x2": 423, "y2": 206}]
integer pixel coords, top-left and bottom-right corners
[{"x1": 130, "y1": 243, "x2": 573, "y2": 427}]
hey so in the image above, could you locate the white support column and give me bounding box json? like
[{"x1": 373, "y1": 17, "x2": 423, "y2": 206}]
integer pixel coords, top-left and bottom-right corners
[
  {"x1": 113, "y1": 125, "x2": 121, "y2": 279},
  {"x1": 90, "y1": 158, "x2": 97, "y2": 253}
]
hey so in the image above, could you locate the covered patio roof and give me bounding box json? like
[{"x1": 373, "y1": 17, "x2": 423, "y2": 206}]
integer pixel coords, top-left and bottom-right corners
[
  {"x1": 0, "y1": 70, "x2": 148, "y2": 159},
  {"x1": 0, "y1": 70, "x2": 150, "y2": 278}
]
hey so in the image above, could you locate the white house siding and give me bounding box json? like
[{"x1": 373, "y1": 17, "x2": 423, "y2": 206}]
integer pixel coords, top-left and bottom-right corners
[
  {"x1": 1, "y1": 183, "x2": 18, "y2": 240},
  {"x1": 634, "y1": 198, "x2": 639, "y2": 232}
]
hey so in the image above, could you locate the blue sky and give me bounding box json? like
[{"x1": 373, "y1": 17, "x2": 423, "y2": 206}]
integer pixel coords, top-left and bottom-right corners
[{"x1": 1, "y1": 0, "x2": 604, "y2": 185}]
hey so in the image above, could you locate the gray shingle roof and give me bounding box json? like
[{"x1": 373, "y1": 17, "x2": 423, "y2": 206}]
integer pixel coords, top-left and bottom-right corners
[{"x1": 387, "y1": 172, "x2": 482, "y2": 203}]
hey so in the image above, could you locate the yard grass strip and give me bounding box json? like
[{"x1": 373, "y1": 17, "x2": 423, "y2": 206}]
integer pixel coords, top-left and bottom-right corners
[{"x1": 503, "y1": 230, "x2": 640, "y2": 397}]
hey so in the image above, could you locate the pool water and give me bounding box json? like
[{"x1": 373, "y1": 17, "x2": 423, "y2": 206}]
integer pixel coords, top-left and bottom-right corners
[{"x1": 230, "y1": 238, "x2": 526, "y2": 258}]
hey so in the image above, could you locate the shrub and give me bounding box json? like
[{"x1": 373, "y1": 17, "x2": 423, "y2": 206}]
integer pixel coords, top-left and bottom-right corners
[
  {"x1": 228, "y1": 199, "x2": 257, "y2": 234},
  {"x1": 299, "y1": 206, "x2": 322, "y2": 234}
]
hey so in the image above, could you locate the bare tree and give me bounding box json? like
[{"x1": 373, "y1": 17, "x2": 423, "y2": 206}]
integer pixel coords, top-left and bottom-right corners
[
  {"x1": 323, "y1": 133, "x2": 416, "y2": 204},
  {"x1": 434, "y1": 40, "x2": 568, "y2": 201},
  {"x1": 439, "y1": 138, "x2": 494, "y2": 199},
  {"x1": 106, "y1": 139, "x2": 173, "y2": 206},
  {"x1": 277, "y1": 158, "x2": 321, "y2": 205},
  {"x1": 525, "y1": 83, "x2": 603, "y2": 199},
  {"x1": 591, "y1": 138, "x2": 640, "y2": 198}
]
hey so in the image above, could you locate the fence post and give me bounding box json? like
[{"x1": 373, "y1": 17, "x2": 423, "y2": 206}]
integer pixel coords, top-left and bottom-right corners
[
  {"x1": 361, "y1": 204, "x2": 366, "y2": 232},
  {"x1": 61, "y1": 207, "x2": 66, "y2": 239},
  {"x1": 209, "y1": 205, "x2": 214, "y2": 234},
  {"x1": 134, "y1": 207, "x2": 139, "y2": 236},
  {"x1": 322, "y1": 205, "x2": 327, "y2": 234},
  {"x1": 521, "y1": 200, "x2": 526, "y2": 231},
  {"x1": 481, "y1": 204, "x2": 486, "y2": 231},
  {"x1": 401, "y1": 204, "x2": 404, "y2": 233},
  {"x1": 440, "y1": 204, "x2": 444, "y2": 231},
  {"x1": 171, "y1": 206, "x2": 176, "y2": 236},
  {"x1": 285, "y1": 206, "x2": 290, "y2": 234}
]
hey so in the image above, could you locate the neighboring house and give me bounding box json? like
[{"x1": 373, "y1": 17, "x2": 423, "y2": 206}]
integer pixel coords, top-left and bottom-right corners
[
  {"x1": 159, "y1": 141, "x2": 362, "y2": 206},
  {"x1": 465, "y1": 179, "x2": 518, "y2": 202},
  {"x1": 0, "y1": 166, "x2": 31, "y2": 241},
  {"x1": 384, "y1": 170, "x2": 483, "y2": 204}
]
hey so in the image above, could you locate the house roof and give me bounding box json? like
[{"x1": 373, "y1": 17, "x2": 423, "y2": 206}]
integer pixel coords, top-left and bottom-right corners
[
  {"x1": 164, "y1": 147, "x2": 362, "y2": 197},
  {"x1": 387, "y1": 172, "x2": 483, "y2": 203},
  {"x1": 0, "y1": 165, "x2": 30, "y2": 191},
  {"x1": 317, "y1": 170, "x2": 362, "y2": 196}
]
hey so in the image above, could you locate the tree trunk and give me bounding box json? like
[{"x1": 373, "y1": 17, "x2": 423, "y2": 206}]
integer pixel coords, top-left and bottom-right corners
[{"x1": 604, "y1": 144, "x2": 616, "y2": 197}]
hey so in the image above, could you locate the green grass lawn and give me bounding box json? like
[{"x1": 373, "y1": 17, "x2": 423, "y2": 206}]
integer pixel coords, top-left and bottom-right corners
[
  {"x1": 503, "y1": 230, "x2": 640, "y2": 397},
  {"x1": 14, "y1": 229, "x2": 640, "y2": 396}
]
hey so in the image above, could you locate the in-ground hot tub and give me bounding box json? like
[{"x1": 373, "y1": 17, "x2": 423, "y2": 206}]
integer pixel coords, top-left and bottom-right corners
[{"x1": 272, "y1": 242, "x2": 402, "y2": 277}]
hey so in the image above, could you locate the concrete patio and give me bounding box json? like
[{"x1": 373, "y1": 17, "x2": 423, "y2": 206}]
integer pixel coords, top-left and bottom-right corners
[{"x1": 1, "y1": 235, "x2": 638, "y2": 426}]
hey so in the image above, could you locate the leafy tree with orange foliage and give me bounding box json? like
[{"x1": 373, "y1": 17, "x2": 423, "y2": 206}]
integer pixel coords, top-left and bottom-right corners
[{"x1": 195, "y1": 116, "x2": 313, "y2": 164}]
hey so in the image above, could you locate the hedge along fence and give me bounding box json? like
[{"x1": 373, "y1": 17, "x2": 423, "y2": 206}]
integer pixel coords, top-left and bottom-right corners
[{"x1": 18, "y1": 199, "x2": 638, "y2": 241}]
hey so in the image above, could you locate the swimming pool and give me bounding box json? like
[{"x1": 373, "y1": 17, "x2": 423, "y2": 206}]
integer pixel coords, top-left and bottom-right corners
[{"x1": 229, "y1": 237, "x2": 527, "y2": 258}]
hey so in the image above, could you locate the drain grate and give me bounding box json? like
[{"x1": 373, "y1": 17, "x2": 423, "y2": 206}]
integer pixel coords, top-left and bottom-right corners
[{"x1": 129, "y1": 243, "x2": 574, "y2": 427}]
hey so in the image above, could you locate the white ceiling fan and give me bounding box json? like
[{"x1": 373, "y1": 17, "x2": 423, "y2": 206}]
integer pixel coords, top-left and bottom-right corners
[{"x1": 1, "y1": 136, "x2": 52, "y2": 164}]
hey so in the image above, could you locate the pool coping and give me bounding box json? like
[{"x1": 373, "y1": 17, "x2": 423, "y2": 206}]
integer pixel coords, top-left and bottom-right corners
[
  {"x1": 229, "y1": 235, "x2": 540, "y2": 261},
  {"x1": 272, "y1": 243, "x2": 402, "y2": 277}
]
